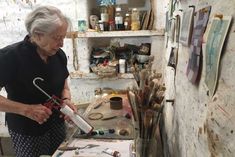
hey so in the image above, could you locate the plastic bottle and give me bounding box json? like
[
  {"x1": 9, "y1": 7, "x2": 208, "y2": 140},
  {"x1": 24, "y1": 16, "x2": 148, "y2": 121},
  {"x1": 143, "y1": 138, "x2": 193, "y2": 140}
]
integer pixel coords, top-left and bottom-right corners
[
  {"x1": 131, "y1": 8, "x2": 140, "y2": 31},
  {"x1": 115, "y1": 6, "x2": 124, "y2": 30},
  {"x1": 124, "y1": 13, "x2": 131, "y2": 30}
]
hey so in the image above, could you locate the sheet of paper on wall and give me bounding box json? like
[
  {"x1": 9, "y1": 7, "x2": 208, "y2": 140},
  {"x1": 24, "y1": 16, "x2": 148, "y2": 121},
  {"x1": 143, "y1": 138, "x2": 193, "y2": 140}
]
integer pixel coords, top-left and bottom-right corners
[
  {"x1": 52, "y1": 139, "x2": 133, "y2": 157},
  {"x1": 204, "y1": 16, "x2": 232, "y2": 97},
  {"x1": 179, "y1": 7, "x2": 194, "y2": 46},
  {"x1": 186, "y1": 6, "x2": 211, "y2": 84}
]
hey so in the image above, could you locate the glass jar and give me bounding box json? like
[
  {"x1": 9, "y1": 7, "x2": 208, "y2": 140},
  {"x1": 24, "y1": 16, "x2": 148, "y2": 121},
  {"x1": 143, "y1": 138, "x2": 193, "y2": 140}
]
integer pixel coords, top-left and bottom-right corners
[
  {"x1": 124, "y1": 13, "x2": 131, "y2": 30},
  {"x1": 100, "y1": 5, "x2": 109, "y2": 23},
  {"x1": 100, "y1": 5, "x2": 109, "y2": 31},
  {"x1": 131, "y1": 8, "x2": 140, "y2": 31},
  {"x1": 98, "y1": 20, "x2": 104, "y2": 31},
  {"x1": 135, "y1": 137, "x2": 157, "y2": 157},
  {"x1": 115, "y1": 6, "x2": 124, "y2": 30},
  {"x1": 109, "y1": 20, "x2": 115, "y2": 31}
]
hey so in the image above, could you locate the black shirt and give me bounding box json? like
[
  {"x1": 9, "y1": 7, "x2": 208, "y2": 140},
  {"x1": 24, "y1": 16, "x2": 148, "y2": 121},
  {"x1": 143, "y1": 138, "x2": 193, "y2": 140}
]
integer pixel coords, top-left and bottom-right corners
[{"x1": 0, "y1": 35, "x2": 69, "y2": 136}]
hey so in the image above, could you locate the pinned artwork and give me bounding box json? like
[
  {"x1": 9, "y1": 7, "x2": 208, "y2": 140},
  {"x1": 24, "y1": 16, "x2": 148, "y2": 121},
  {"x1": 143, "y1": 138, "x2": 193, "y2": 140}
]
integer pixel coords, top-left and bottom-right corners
[
  {"x1": 179, "y1": 7, "x2": 194, "y2": 46},
  {"x1": 186, "y1": 6, "x2": 211, "y2": 84},
  {"x1": 205, "y1": 15, "x2": 232, "y2": 97}
]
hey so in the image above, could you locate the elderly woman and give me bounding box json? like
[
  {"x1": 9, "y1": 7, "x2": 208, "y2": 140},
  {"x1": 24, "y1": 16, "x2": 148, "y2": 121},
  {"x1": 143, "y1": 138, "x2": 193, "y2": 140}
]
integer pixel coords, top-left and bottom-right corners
[{"x1": 0, "y1": 6, "x2": 76, "y2": 157}]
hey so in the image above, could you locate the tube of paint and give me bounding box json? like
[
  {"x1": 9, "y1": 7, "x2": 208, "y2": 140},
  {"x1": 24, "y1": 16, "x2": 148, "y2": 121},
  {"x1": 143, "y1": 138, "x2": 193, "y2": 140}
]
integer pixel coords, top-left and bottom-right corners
[{"x1": 103, "y1": 148, "x2": 121, "y2": 157}]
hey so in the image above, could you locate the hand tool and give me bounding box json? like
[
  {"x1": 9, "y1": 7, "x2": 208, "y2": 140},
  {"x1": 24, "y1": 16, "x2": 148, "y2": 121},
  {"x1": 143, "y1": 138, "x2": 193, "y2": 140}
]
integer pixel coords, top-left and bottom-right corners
[{"x1": 33, "y1": 77, "x2": 93, "y2": 134}]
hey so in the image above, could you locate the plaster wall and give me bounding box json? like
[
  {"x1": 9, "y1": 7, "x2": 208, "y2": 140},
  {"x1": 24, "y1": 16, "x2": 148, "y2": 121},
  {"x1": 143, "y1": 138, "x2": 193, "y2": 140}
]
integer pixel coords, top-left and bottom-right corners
[{"x1": 163, "y1": 0, "x2": 235, "y2": 157}]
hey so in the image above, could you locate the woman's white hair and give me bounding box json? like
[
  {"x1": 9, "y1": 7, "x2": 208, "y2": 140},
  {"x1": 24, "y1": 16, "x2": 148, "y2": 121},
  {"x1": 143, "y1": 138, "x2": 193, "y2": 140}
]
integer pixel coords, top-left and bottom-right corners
[{"x1": 25, "y1": 6, "x2": 70, "y2": 35}]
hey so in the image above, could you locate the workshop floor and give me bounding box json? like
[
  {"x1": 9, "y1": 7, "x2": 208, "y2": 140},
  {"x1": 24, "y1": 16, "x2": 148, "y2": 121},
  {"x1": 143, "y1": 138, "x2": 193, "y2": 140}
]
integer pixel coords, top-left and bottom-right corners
[{"x1": 0, "y1": 137, "x2": 15, "y2": 157}]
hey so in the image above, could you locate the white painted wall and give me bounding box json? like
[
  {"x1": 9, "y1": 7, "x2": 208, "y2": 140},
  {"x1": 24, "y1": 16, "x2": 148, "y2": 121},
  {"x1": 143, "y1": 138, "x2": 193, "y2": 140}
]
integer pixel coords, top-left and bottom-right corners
[{"x1": 163, "y1": 0, "x2": 235, "y2": 157}]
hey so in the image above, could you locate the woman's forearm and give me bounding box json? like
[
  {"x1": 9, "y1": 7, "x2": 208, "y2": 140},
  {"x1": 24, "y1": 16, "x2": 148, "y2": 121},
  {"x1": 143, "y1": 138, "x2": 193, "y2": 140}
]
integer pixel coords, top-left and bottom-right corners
[
  {"x1": 0, "y1": 95, "x2": 27, "y2": 116},
  {"x1": 61, "y1": 79, "x2": 71, "y2": 100}
]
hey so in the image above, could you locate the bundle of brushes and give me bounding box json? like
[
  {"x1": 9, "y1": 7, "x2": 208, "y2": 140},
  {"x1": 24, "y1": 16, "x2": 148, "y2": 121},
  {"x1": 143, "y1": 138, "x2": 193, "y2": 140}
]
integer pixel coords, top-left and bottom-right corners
[{"x1": 127, "y1": 65, "x2": 165, "y2": 157}]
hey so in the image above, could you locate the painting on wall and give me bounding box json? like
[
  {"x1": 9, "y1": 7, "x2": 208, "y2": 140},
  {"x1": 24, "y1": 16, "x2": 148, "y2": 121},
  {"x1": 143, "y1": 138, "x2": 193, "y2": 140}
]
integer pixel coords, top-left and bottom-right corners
[
  {"x1": 205, "y1": 16, "x2": 232, "y2": 97},
  {"x1": 179, "y1": 7, "x2": 194, "y2": 46},
  {"x1": 186, "y1": 6, "x2": 211, "y2": 84}
]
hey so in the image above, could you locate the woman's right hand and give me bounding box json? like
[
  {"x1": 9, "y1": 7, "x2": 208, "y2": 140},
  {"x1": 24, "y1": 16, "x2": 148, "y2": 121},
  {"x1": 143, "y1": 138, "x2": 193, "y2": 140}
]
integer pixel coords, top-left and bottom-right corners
[{"x1": 23, "y1": 104, "x2": 52, "y2": 124}]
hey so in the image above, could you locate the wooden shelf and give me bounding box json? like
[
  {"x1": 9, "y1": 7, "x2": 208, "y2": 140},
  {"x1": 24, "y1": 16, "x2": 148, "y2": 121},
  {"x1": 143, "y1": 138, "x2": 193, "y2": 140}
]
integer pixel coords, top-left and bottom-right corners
[
  {"x1": 70, "y1": 72, "x2": 135, "y2": 79},
  {"x1": 66, "y1": 30, "x2": 164, "y2": 38}
]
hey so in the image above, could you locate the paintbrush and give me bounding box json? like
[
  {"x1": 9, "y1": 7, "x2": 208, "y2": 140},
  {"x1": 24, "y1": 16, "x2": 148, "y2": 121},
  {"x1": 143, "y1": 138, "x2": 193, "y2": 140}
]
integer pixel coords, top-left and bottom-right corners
[
  {"x1": 146, "y1": 79, "x2": 160, "y2": 107},
  {"x1": 127, "y1": 91, "x2": 139, "y2": 121},
  {"x1": 139, "y1": 69, "x2": 148, "y2": 91},
  {"x1": 142, "y1": 109, "x2": 154, "y2": 156}
]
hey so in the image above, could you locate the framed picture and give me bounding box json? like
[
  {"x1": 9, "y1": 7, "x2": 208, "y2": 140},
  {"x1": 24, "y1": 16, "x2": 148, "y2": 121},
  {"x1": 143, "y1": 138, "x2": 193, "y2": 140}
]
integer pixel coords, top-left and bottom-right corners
[
  {"x1": 205, "y1": 16, "x2": 232, "y2": 97},
  {"x1": 179, "y1": 7, "x2": 194, "y2": 46}
]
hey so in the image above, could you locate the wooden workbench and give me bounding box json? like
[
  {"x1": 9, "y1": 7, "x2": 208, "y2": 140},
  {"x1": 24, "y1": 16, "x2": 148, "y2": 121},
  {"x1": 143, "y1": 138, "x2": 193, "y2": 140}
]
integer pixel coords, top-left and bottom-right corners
[{"x1": 52, "y1": 93, "x2": 136, "y2": 157}]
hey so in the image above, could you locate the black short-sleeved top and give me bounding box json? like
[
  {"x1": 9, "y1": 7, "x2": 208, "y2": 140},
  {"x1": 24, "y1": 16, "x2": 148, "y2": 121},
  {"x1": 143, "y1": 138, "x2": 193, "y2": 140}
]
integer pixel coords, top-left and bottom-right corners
[{"x1": 0, "y1": 35, "x2": 69, "y2": 136}]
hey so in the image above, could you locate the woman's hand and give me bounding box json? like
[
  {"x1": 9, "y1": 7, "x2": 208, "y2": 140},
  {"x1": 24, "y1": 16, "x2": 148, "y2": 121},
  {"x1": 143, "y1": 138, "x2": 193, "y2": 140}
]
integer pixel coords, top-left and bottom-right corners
[{"x1": 23, "y1": 104, "x2": 52, "y2": 124}]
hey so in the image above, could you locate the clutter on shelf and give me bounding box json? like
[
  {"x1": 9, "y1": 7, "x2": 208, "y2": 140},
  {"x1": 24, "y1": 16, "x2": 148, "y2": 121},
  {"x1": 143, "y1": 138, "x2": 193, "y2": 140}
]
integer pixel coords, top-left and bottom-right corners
[
  {"x1": 87, "y1": 1, "x2": 154, "y2": 32},
  {"x1": 89, "y1": 41, "x2": 152, "y2": 78}
]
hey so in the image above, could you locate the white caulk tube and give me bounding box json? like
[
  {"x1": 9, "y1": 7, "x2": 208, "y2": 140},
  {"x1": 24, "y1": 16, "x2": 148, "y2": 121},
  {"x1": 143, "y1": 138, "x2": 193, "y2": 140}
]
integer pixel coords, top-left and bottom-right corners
[{"x1": 60, "y1": 104, "x2": 93, "y2": 134}]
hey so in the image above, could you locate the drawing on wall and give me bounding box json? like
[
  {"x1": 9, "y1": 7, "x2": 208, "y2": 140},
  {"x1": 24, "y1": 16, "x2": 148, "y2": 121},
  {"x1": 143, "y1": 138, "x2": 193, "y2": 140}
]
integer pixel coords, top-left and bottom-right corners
[
  {"x1": 186, "y1": 6, "x2": 211, "y2": 84},
  {"x1": 179, "y1": 7, "x2": 194, "y2": 46},
  {"x1": 205, "y1": 16, "x2": 232, "y2": 97}
]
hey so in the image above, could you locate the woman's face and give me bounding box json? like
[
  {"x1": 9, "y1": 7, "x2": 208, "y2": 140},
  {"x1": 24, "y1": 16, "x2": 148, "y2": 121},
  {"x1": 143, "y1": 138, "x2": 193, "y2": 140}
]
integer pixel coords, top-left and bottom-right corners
[{"x1": 36, "y1": 22, "x2": 68, "y2": 56}]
